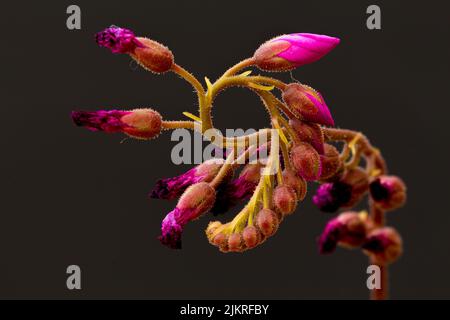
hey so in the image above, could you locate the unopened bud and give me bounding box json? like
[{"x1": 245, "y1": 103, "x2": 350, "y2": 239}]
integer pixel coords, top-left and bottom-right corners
[
  {"x1": 289, "y1": 118, "x2": 325, "y2": 154},
  {"x1": 253, "y1": 33, "x2": 340, "y2": 72},
  {"x1": 273, "y1": 185, "x2": 298, "y2": 215},
  {"x1": 282, "y1": 169, "x2": 307, "y2": 200},
  {"x1": 177, "y1": 182, "x2": 216, "y2": 221},
  {"x1": 363, "y1": 227, "x2": 403, "y2": 264},
  {"x1": 242, "y1": 226, "x2": 262, "y2": 249},
  {"x1": 132, "y1": 37, "x2": 174, "y2": 73},
  {"x1": 340, "y1": 167, "x2": 369, "y2": 208},
  {"x1": 319, "y1": 143, "x2": 342, "y2": 181},
  {"x1": 370, "y1": 175, "x2": 407, "y2": 211},
  {"x1": 256, "y1": 208, "x2": 279, "y2": 237},
  {"x1": 283, "y1": 83, "x2": 334, "y2": 126},
  {"x1": 290, "y1": 142, "x2": 322, "y2": 181},
  {"x1": 228, "y1": 233, "x2": 245, "y2": 252}
]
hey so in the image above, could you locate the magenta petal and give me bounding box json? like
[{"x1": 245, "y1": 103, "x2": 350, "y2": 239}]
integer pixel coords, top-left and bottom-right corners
[
  {"x1": 159, "y1": 210, "x2": 184, "y2": 249},
  {"x1": 304, "y1": 93, "x2": 335, "y2": 126},
  {"x1": 276, "y1": 33, "x2": 340, "y2": 67},
  {"x1": 318, "y1": 218, "x2": 342, "y2": 254},
  {"x1": 71, "y1": 110, "x2": 130, "y2": 132},
  {"x1": 150, "y1": 168, "x2": 203, "y2": 200},
  {"x1": 95, "y1": 26, "x2": 144, "y2": 54}
]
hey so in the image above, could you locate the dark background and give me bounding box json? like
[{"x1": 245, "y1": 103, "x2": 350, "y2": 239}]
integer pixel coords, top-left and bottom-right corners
[{"x1": 1, "y1": 0, "x2": 449, "y2": 299}]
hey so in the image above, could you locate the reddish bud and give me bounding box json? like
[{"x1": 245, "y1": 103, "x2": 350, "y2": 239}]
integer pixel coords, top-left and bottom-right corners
[
  {"x1": 290, "y1": 142, "x2": 322, "y2": 181},
  {"x1": 120, "y1": 108, "x2": 162, "y2": 139},
  {"x1": 363, "y1": 227, "x2": 403, "y2": 264},
  {"x1": 318, "y1": 211, "x2": 368, "y2": 254},
  {"x1": 282, "y1": 169, "x2": 307, "y2": 200},
  {"x1": 370, "y1": 175, "x2": 407, "y2": 211},
  {"x1": 319, "y1": 144, "x2": 342, "y2": 181},
  {"x1": 242, "y1": 226, "x2": 262, "y2": 249},
  {"x1": 283, "y1": 83, "x2": 334, "y2": 126},
  {"x1": 289, "y1": 118, "x2": 325, "y2": 154},
  {"x1": 228, "y1": 233, "x2": 244, "y2": 252},
  {"x1": 340, "y1": 167, "x2": 369, "y2": 208},
  {"x1": 131, "y1": 37, "x2": 174, "y2": 73},
  {"x1": 256, "y1": 208, "x2": 279, "y2": 237},
  {"x1": 177, "y1": 182, "x2": 216, "y2": 221},
  {"x1": 273, "y1": 185, "x2": 298, "y2": 215}
]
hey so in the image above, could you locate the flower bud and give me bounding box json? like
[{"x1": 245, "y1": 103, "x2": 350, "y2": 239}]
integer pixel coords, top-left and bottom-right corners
[
  {"x1": 71, "y1": 108, "x2": 162, "y2": 140},
  {"x1": 318, "y1": 211, "x2": 367, "y2": 254},
  {"x1": 206, "y1": 221, "x2": 222, "y2": 237},
  {"x1": 340, "y1": 167, "x2": 369, "y2": 208},
  {"x1": 253, "y1": 33, "x2": 340, "y2": 72},
  {"x1": 159, "y1": 182, "x2": 216, "y2": 249},
  {"x1": 242, "y1": 226, "x2": 262, "y2": 249},
  {"x1": 290, "y1": 142, "x2": 322, "y2": 181},
  {"x1": 282, "y1": 169, "x2": 307, "y2": 200},
  {"x1": 369, "y1": 175, "x2": 407, "y2": 211},
  {"x1": 256, "y1": 208, "x2": 279, "y2": 237},
  {"x1": 283, "y1": 83, "x2": 334, "y2": 126},
  {"x1": 177, "y1": 182, "x2": 216, "y2": 219},
  {"x1": 131, "y1": 37, "x2": 174, "y2": 73},
  {"x1": 273, "y1": 185, "x2": 298, "y2": 215},
  {"x1": 363, "y1": 227, "x2": 403, "y2": 264},
  {"x1": 228, "y1": 233, "x2": 245, "y2": 252},
  {"x1": 319, "y1": 144, "x2": 342, "y2": 181},
  {"x1": 289, "y1": 118, "x2": 325, "y2": 154},
  {"x1": 150, "y1": 159, "x2": 223, "y2": 200},
  {"x1": 95, "y1": 26, "x2": 174, "y2": 73}
]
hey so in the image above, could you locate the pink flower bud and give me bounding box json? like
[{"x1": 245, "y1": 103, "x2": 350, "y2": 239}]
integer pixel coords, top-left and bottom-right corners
[
  {"x1": 369, "y1": 175, "x2": 407, "y2": 211},
  {"x1": 290, "y1": 142, "x2": 322, "y2": 181},
  {"x1": 319, "y1": 144, "x2": 342, "y2": 181},
  {"x1": 228, "y1": 233, "x2": 244, "y2": 252},
  {"x1": 283, "y1": 83, "x2": 334, "y2": 127},
  {"x1": 242, "y1": 226, "x2": 262, "y2": 249},
  {"x1": 282, "y1": 169, "x2": 307, "y2": 200},
  {"x1": 318, "y1": 211, "x2": 368, "y2": 254},
  {"x1": 340, "y1": 167, "x2": 369, "y2": 208},
  {"x1": 159, "y1": 182, "x2": 216, "y2": 249},
  {"x1": 150, "y1": 159, "x2": 223, "y2": 200},
  {"x1": 253, "y1": 33, "x2": 340, "y2": 71},
  {"x1": 273, "y1": 185, "x2": 298, "y2": 216},
  {"x1": 363, "y1": 227, "x2": 403, "y2": 264},
  {"x1": 256, "y1": 208, "x2": 279, "y2": 237},
  {"x1": 289, "y1": 118, "x2": 325, "y2": 154},
  {"x1": 71, "y1": 108, "x2": 162, "y2": 140}
]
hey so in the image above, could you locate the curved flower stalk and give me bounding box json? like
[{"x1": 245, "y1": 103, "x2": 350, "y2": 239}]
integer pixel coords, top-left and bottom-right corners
[{"x1": 72, "y1": 26, "x2": 407, "y2": 300}]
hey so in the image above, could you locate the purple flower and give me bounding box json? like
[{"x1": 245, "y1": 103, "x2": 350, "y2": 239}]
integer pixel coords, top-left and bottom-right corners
[
  {"x1": 362, "y1": 227, "x2": 403, "y2": 264},
  {"x1": 95, "y1": 26, "x2": 144, "y2": 54},
  {"x1": 369, "y1": 175, "x2": 406, "y2": 210},
  {"x1": 150, "y1": 159, "x2": 223, "y2": 200},
  {"x1": 312, "y1": 182, "x2": 352, "y2": 213}
]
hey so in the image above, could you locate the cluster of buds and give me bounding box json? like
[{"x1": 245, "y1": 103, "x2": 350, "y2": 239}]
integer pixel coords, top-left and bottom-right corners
[{"x1": 72, "y1": 26, "x2": 407, "y2": 298}]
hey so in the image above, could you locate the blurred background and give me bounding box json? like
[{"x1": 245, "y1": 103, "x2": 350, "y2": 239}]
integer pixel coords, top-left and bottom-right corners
[{"x1": 0, "y1": 0, "x2": 449, "y2": 299}]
